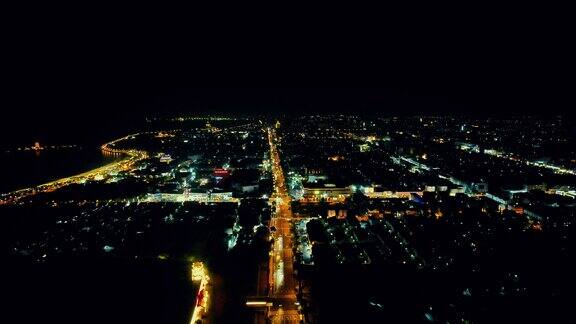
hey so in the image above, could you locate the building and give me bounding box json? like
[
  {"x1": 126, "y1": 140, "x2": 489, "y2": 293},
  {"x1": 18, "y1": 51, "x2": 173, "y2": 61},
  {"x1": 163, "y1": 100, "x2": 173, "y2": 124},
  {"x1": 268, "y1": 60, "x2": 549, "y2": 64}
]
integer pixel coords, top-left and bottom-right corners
[
  {"x1": 363, "y1": 186, "x2": 424, "y2": 199},
  {"x1": 301, "y1": 185, "x2": 352, "y2": 202},
  {"x1": 144, "y1": 191, "x2": 237, "y2": 203}
]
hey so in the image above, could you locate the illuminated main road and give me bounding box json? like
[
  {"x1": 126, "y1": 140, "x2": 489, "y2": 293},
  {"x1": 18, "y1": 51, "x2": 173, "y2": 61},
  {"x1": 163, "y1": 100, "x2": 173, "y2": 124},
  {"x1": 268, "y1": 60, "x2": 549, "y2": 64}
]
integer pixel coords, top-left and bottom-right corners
[{"x1": 266, "y1": 127, "x2": 302, "y2": 324}]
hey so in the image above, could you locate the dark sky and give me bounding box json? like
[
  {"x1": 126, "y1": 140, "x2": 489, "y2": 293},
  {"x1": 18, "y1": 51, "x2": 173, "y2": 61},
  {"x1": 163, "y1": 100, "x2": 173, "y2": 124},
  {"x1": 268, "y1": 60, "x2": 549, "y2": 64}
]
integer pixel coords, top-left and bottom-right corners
[{"x1": 3, "y1": 5, "x2": 574, "y2": 145}]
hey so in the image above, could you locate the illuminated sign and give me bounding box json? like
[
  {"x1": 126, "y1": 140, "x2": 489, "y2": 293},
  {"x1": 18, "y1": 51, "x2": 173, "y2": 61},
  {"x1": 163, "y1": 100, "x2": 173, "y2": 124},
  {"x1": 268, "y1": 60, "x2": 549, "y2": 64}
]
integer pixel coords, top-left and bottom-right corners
[{"x1": 213, "y1": 168, "x2": 230, "y2": 177}]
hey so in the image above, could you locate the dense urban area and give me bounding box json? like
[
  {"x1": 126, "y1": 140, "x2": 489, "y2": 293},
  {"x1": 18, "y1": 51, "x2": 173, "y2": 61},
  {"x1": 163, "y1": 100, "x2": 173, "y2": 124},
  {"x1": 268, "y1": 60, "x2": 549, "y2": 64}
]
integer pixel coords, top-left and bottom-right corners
[{"x1": 2, "y1": 115, "x2": 575, "y2": 324}]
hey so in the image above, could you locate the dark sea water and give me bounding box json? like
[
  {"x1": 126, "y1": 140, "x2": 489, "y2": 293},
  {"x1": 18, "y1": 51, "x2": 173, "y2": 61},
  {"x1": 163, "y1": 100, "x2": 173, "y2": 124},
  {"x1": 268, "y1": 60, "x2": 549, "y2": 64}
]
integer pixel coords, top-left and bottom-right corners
[{"x1": 0, "y1": 148, "x2": 120, "y2": 193}]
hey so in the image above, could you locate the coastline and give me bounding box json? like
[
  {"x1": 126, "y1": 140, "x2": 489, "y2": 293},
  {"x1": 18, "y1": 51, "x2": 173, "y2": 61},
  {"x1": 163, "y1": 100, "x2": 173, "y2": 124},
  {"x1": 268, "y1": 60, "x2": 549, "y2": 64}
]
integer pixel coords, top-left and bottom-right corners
[{"x1": 0, "y1": 134, "x2": 148, "y2": 204}]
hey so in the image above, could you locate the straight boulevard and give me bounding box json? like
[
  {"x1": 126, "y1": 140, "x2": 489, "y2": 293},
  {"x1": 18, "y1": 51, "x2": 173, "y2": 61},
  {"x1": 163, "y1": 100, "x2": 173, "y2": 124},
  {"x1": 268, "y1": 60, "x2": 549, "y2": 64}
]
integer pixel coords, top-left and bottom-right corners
[{"x1": 266, "y1": 127, "x2": 302, "y2": 324}]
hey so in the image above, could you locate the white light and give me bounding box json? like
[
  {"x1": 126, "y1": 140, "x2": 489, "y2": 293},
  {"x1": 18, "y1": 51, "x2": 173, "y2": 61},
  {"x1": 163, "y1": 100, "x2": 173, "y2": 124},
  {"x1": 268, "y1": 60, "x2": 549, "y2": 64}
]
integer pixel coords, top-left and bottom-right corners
[{"x1": 246, "y1": 301, "x2": 267, "y2": 306}]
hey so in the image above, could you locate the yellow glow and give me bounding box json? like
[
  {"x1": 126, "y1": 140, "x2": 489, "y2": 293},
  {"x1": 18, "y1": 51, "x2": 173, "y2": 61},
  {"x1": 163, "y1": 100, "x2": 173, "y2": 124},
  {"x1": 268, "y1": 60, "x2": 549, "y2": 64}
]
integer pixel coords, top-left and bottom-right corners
[
  {"x1": 190, "y1": 261, "x2": 210, "y2": 324},
  {"x1": 191, "y1": 262, "x2": 205, "y2": 281},
  {"x1": 246, "y1": 301, "x2": 268, "y2": 306}
]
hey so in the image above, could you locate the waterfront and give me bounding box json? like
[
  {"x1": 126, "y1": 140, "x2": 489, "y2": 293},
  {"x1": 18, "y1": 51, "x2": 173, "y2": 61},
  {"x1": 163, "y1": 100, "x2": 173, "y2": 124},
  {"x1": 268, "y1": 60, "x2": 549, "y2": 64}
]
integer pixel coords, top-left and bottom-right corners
[{"x1": 0, "y1": 148, "x2": 121, "y2": 194}]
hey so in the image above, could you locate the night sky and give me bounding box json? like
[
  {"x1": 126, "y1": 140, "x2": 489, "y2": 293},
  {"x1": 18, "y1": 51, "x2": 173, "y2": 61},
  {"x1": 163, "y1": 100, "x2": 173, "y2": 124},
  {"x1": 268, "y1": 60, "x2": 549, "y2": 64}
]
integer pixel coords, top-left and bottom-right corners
[{"x1": 3, "y1": 6, "x2": 574, "y2": 145}]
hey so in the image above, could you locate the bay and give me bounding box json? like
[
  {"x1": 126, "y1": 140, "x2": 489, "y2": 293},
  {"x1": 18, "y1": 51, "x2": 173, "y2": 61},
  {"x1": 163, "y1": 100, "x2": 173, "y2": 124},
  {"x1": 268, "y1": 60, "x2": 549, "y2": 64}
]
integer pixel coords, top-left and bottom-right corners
[{"x1": 0, "y1": 148, "x2": 121, "y2": 193}]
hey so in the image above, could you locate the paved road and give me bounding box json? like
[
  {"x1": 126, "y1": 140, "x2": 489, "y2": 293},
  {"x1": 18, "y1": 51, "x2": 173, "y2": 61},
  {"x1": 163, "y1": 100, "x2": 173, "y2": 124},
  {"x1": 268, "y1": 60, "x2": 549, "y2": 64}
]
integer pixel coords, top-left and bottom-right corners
[{"x1": 266, "y1": 127, "x2": 302, "y2": 324}]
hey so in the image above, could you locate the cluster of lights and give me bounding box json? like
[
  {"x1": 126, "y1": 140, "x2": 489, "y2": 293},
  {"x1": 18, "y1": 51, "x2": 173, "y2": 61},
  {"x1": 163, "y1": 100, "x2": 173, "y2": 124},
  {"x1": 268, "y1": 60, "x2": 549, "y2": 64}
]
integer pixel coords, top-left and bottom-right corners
[
  {"x1": 190, "y1": 261, "x2": 210, "y2": 324},
  {"x1": 1, "y1": 136, "x2": 148, "y2": 205}
]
